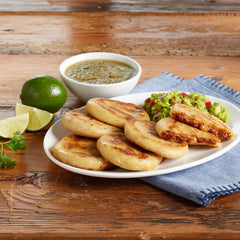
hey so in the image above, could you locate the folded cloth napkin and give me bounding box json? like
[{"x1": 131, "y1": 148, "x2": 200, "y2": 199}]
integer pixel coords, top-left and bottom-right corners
[{"x1": 131, "y1": 72, "x2": 240, "y2": 206}]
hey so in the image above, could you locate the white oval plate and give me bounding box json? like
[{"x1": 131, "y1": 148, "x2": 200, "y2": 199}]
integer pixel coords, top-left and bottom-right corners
[{"x1": 43, "y1": 92, "x2": 240, "y2": 178}]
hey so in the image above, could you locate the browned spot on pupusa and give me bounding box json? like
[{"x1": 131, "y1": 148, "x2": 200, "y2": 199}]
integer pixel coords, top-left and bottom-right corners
[{"x1": 110, "y1": 133, "x2": 151, "y2": 159}]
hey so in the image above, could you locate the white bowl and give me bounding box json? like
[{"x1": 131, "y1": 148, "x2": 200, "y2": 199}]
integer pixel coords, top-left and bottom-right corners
[{"x1": 59, "y1": 52, "x2": 142, "y2": 102}]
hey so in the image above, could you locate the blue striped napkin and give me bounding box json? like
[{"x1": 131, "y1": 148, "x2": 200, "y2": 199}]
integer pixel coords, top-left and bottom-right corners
[{"x1": 131, "y1": 72, "x2": 240, "y2": 206}]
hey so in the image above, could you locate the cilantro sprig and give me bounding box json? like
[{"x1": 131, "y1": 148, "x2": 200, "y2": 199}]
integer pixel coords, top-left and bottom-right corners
[{"x1": 0, "y1": 131, "x2": 26, "y2": 168}]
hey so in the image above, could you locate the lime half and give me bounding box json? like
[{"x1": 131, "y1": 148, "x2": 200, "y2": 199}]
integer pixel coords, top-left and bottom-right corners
[
  {"x1": 0, "y1": 113, "x2": 29, "y2": 138},
  {"x1": 15, "y1": 103, "x2": 54, "y2": 131}
]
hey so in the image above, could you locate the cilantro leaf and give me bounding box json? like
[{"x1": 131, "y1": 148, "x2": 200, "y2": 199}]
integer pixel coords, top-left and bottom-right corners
[
  {"x1": 0, "y1": 149, "x2": 18, "y2": 168},
  {"x1": 6, "y1": 131, "x2": 27, "y2": 152},
  {"x1": 0, "y1": 131, "x2": 26, "y2": 169}
]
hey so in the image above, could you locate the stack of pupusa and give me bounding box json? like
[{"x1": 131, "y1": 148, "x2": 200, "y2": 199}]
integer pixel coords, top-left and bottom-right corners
[
  {"x1": 51, "y1": 98, "x2": 234, "y2": 172},
  {"x1": 51, "y1": 98, "x2": 188, "y2": 172},
  {"x1": 155, "y1": 103, "x2": 234, "y2": 147}
]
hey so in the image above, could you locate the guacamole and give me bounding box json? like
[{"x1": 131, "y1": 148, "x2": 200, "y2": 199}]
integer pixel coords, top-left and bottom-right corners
[{"x1": 142, "y1": 91, "x2": 229, "y2": 122}]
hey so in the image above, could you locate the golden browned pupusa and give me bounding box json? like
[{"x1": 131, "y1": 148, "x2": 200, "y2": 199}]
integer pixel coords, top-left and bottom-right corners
[
  {"x1": 97, "y1": 132, "x2": 163, "y2": 171},
  {"x1": 155, "y1": 117, "x2": 221, "y2": 147},
  {"x1": 51, "y1": 134, "x2": 113, "y2": 171},
  {"x1": 85, "y1": 97, "x2": 150, "y2": 128},
  {"x1": 124, "y1": 118, "x2": 188, "y2": 158},
  {"x1": 170, "y1": 104, "x2": 234, "y2": 141},
  {"x1": 61, "y1": 106, "x2": 122, "y2": 138}
]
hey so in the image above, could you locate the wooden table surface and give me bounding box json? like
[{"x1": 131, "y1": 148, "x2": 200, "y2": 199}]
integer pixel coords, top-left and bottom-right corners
[{"x1": 0, "y1": 1, "x2": 240, "y2": 239}]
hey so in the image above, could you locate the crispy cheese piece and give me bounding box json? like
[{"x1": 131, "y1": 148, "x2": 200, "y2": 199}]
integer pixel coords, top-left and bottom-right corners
[
  {"x1": 97, "y1": 132, "x2": 163, "y2": 171},
  {"x1": 61, "y1": 106, "x2": 121, "y2": 138},
  {"x1": 170, "y1": 104, "x2": 234, "y2": 141},
  {"x1": 85, "y1": 97, "x2": 150, "y2": 128},
  {"x1": 51, "y1": 135, "x2": 113, "y2": 171},
  {"x1": 155, "y1": 117, "x2": 221, "y2": 147},
  {"x1": 124, "y1": 118, "x2": 188, "y2": 159}
]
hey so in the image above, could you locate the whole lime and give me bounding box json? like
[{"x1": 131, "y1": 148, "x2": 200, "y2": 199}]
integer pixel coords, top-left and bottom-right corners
[{"x1": 20, "y1": 75, "x2": 67, "y2": 113}]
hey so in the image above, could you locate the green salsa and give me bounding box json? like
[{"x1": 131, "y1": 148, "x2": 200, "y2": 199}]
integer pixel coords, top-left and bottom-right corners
[
  {"x1": 65, "y1": 59, "x2": 136, "y2": 84},
  {"x1": 142, "y1": 91, "x2": 229, "y2": 122}
]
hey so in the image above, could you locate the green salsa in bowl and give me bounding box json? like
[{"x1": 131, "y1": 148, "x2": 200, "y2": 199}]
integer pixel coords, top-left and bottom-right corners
[
  {"x1": 59, "y1": 52, "x2": 142, "y2": 102},
  {"x1": 65, "y1": 59, "x2": 137, "y2": 85}
]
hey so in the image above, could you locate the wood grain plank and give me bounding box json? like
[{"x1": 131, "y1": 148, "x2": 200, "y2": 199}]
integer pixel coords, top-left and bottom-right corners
[
  {"x1": 0, "y1": 12, "x2": 239, "y2": 56},
  {"x1": 0, "y1": 53, "x2": 240, "y2": 239},
  {"x1": 0, "y1": 0, "x2": 240, "y2": 12},
  {"x1": 0, "y1": 4, "x2": 240, "y2": 239},
  {"x1": 0, "y1": 55, "x2": 239, "y2": 174},
  {"x1": 0, "y1": 171, "x2": 239, "y2": 239},
  {"x1": 0, "y1": 55, "x2": 239, "y2": 112}
]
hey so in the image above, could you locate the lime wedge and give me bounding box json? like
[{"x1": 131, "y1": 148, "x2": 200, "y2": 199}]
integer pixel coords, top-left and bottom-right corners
[
  {"x1": 15, "y1": 103, "x2": 54, "y2": 131},
  {"x1": 0, "y1": 113, "x2": 29, "y2": 138}
]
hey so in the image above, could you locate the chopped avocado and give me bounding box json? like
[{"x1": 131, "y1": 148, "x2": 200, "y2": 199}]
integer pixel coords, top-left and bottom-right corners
[
  {"x1": 142, "y1": 91, "x2": 229, "y2": 122},
  {"x1": 209, "y1": 102, "x2": 229, "y2": 122}
]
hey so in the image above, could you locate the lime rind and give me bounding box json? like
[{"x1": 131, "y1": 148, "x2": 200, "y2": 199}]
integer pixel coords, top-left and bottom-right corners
[
  {"x1": 15, "y1": 103, "x2": 54, "y2": 131},
  {"x1": 0, "y1": 113, "x2": 29, "y2": 138},
  {"x1": 20, "y1": 75, "x2": 67, "y2": 113}
]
